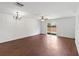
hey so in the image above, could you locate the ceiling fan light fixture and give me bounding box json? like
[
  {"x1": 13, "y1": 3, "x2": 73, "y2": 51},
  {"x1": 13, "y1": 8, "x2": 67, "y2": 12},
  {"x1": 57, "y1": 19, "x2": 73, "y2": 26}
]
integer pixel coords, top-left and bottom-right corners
[
  {"x1": 40, "y1": 16, "x2": 48, "y2": 21},
  {"x1": 13, "y1": 11, "x2": 23, "y2": 20},
  {"x1": 41, "y1": 19, "x2": 45, "y2": 21}
]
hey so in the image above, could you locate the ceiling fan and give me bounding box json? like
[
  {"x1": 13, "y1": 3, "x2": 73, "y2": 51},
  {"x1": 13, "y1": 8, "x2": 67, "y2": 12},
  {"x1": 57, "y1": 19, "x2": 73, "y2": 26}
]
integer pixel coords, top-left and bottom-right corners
[
  {"x1": 13, "y1": 2, "x2": 24, "y2": 20},
  {"x1": 16, "y1": 2, "x2": 24, "y2": 7},
  {"x1": 40, "y1": 16, "x2": 48, "y2": 21}
]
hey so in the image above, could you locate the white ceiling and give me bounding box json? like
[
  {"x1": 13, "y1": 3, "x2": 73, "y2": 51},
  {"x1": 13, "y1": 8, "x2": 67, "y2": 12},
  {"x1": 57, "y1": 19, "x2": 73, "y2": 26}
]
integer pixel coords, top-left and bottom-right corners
[{"x1": 0, "y1": 2, "x2": 79, "y2": 19}]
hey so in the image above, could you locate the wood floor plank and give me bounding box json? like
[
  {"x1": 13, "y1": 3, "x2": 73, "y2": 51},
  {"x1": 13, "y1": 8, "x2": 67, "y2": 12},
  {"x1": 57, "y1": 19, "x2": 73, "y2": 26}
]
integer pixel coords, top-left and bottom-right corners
[{"x1": 0, "y1": 34, "x2": 78, "y2": 56}]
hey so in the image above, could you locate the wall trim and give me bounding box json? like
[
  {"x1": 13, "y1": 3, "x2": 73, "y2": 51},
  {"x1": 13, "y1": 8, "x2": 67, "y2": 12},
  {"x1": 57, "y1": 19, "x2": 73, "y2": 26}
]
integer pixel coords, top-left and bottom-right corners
[{"x1": 58, "y1": 36, "x2": 75, "y2": 40}]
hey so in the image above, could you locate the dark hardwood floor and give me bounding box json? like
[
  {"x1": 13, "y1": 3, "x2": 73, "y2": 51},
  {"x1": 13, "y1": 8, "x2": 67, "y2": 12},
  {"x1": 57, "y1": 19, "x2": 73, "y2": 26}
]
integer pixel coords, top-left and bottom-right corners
[{"x1": 0, "y1": 34, "x2": 78, "y2": 56}]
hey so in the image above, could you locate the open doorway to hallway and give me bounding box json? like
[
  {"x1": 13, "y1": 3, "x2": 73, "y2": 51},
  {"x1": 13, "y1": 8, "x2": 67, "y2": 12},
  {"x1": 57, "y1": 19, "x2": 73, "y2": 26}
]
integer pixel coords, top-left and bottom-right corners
[{"x1": 47, "y1": 23, "x2": 57, "y2": 35}]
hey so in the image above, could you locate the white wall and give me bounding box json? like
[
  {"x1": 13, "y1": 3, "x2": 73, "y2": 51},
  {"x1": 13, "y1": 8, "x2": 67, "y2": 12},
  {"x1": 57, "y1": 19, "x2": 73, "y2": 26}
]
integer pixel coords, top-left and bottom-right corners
[
  {"x1": 47, "y1": 16, "x2": 75, "y2": 38},
  {"x1": 0, "y1": 13, "x2": 40, "y2": 43},
  {"x1": 75, "y1": 14, "x2": 79, "y2": 53},
  {"x1": 75, "y1": 7, "x2": 79, "y2": 53},
  {"x1": 40, "y1": 21, "x2": 47, "y2": 34}
]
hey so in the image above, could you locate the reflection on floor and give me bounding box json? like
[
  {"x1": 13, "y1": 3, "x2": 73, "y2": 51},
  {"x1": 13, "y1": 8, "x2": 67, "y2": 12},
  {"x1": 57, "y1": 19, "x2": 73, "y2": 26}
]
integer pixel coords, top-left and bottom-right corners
[{"x1": 0, "y1": 34, "x2": 78, "y2": 56}]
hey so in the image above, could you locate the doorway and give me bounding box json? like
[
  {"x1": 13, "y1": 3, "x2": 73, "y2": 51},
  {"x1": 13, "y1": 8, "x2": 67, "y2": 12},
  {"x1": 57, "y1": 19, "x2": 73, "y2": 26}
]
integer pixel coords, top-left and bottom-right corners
[{"x1": 47, "y1": 23, "x2": 57, "y2": 35}]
